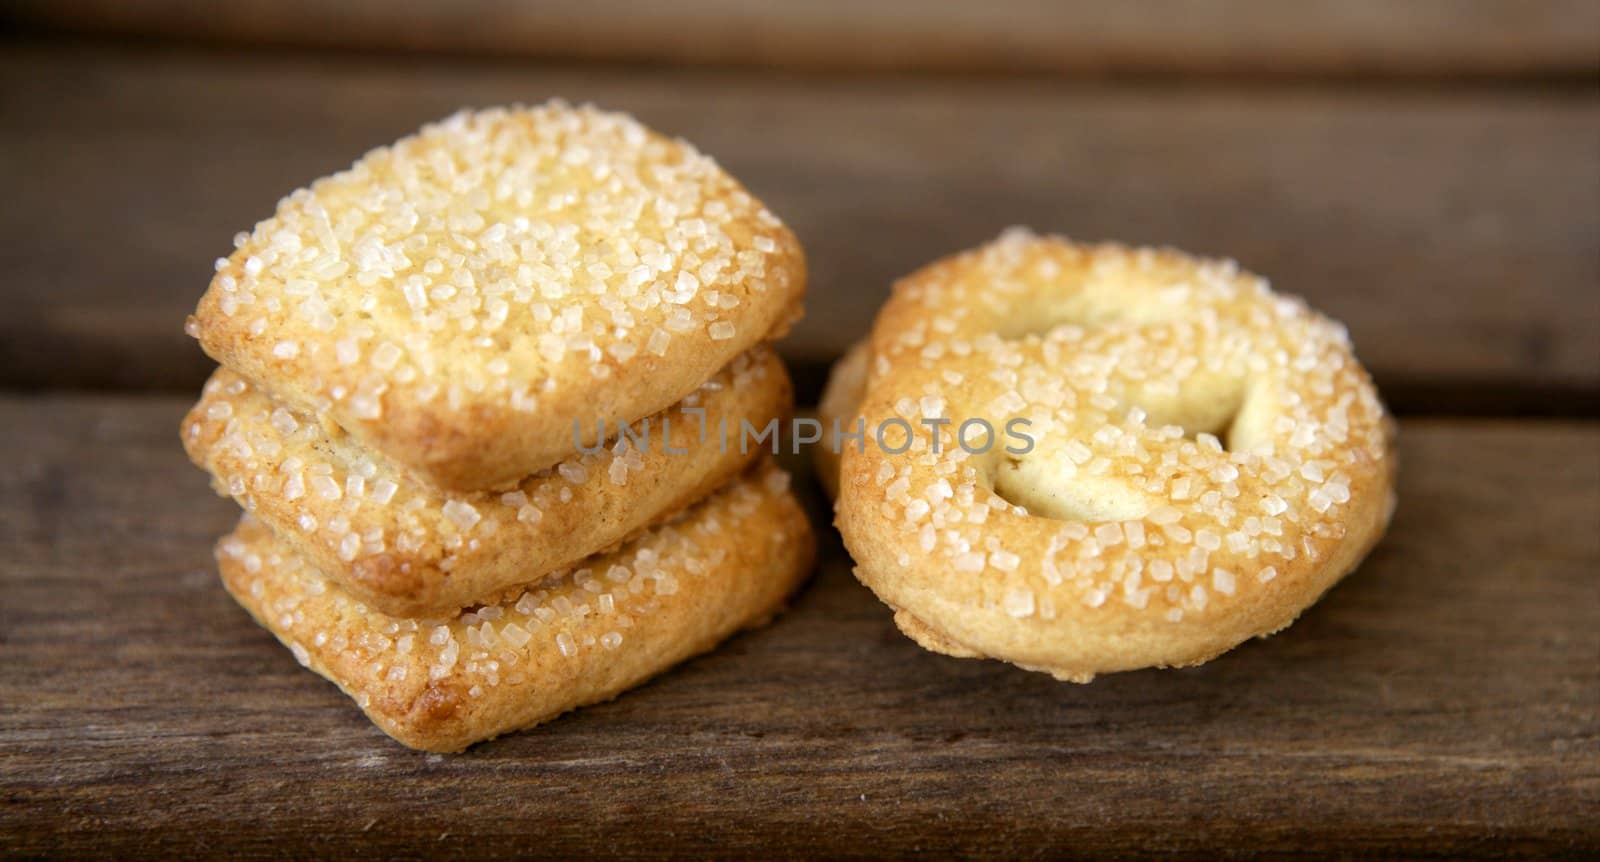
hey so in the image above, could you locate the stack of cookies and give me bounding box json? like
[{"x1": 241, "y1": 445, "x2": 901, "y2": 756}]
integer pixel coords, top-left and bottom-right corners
[{"x1": 181, "y1": 104, "x2": 814, "y2": 752}]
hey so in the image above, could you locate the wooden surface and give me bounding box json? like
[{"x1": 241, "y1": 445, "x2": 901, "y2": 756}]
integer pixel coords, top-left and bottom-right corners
[
  {"x1": 2, "y1": 6, "x2": 1598, "y2": 855},
  {"x1": 1, "y1": 399, "x2": 1597, "y2": 857},
  {"x1": 9, "y1": 1, "x2": 1600, "y2": 79},
  {"x1": 1, "y1": 44, "x2": 1597, "y2": 412}
]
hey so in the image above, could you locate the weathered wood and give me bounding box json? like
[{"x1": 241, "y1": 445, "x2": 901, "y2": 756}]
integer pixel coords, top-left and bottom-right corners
[
  {"x1": 7, "y1": 1, "x2": 1598, "y2": 79},
  {"x1": 1, "y1": 396, "x2": 1595, "y2": 856},
  {"x1": 1, "y1": 45, "x2": 1596, "y2": 412}
]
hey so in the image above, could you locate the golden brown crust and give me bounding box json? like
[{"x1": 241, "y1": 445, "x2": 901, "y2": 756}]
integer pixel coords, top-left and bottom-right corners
[
  {"x1": 836, "y1": 230, "x2": 1397, "y2": 681},
  {"x1": 188, "y1": 103, "x2": 806, "y2": 492},
  {"x1": 217, "y1": 461, "x2": 815, "y2": 752},
  {"x1": 185, "y1": 347, "x2": 791, "y2": 618}
]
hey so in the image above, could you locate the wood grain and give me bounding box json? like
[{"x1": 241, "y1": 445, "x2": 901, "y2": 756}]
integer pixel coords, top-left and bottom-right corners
[
  {"x1": 1, "y1": 44, "x2": 1596, "y2": 412},
  {"x1": 1, "y1": 395, "x2": 1595, "y2": 856},
  {"x1": 7, "y1": 1, "x2": 1599, "y2": 79}
]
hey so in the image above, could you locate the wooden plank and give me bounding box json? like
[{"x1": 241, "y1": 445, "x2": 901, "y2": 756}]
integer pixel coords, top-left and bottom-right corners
[
  {"x1": 0, "y1": 396, "x2": 1596, "y2": 856},
  {"x1": 3, "y1": 46, "x2": 1597, "y2": 412},
  {"x1": 6, "y1": 1, "x2": 1598, "y2": 79}
]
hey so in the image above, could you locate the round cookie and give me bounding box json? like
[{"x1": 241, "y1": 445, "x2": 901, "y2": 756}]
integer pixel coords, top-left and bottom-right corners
[
  {"x1": 186, "y1": 347, "x2": 791, "y2": 618},
  {"x1": 188, "y1": 103, "x2": 805, "y2": 492},
  {"x1": 837, "y1": 229, "x2": 1396, "y2": 682},
  {"x1": 216, "y1": 460, "x2": 815, "y2": 752}
]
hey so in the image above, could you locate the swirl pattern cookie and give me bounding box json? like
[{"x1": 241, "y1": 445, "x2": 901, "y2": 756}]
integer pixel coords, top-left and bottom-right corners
[
  {"x1": 188, "y1": 103, "x2": 805, "y2": 492},
  {"x1": 187, "y1": 347, "x2": 789, "y2": 617},
  {"x1": 836, "y1": 230, "x2": 1396, "y2": 681},
  {"x1": 218, "y1": 462, "x2": 814, "y2": 752}
]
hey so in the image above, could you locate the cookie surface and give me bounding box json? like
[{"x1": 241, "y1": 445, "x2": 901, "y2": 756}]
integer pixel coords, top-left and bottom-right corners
[
  {"x1": 187, "y1": 347, "x2": 790, "y2": 618},
  {"x1": 837, "y1": 230, "x2": 1396, "y2": 681},
  {"x1": 189, "y1": 103, "x2": 805, "y2": 491},
  {"x1": 217, "y1": 461, "x2": 815, "y2": 752}
]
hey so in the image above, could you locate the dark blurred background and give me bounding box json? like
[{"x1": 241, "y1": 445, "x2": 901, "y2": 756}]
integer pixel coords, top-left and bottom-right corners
[{"x1": 1, "y1": 1, "x2": 1597, "y2": 413}]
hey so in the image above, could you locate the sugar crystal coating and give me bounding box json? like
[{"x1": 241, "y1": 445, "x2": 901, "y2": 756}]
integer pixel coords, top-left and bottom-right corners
[
  {"x1": 838, "y1": 230, "x2": 1396, "y2": 680},
  {"x1": 216, "y1": 462, "x2": 813, "y2": 751},
  {"x1": 185, "y1": 347, "x2": 788, "y2": 617},
  {"x1": 190, "y1": 102, "x2": 805, "y2": 490}
]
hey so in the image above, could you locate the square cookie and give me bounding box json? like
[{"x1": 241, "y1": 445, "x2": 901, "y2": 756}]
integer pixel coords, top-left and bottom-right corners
[
  {"x1": 189, "y1": 103, "x2": 805, "y2": 491},
  {"x1": 188, "y1": 347, "x2": 790, "y2": 617},
  {"x1": 217, "y1": 462, "x2": 814, "y2": 752}
]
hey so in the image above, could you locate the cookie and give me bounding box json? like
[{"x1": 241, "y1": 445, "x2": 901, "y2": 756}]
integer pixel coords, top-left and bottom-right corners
[
  {"x1": 217, "y1": 461, "x2": 815, "y2": 752},
  {"x1": 188, "y1": 103, "x2": 805, "y2": 492},
  {"x1": 836, "y1": 229, "x2": 1396, "y2": 681},
  {"x1": 187, "y1": 347, "x2": 790, "y2": 618}
]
